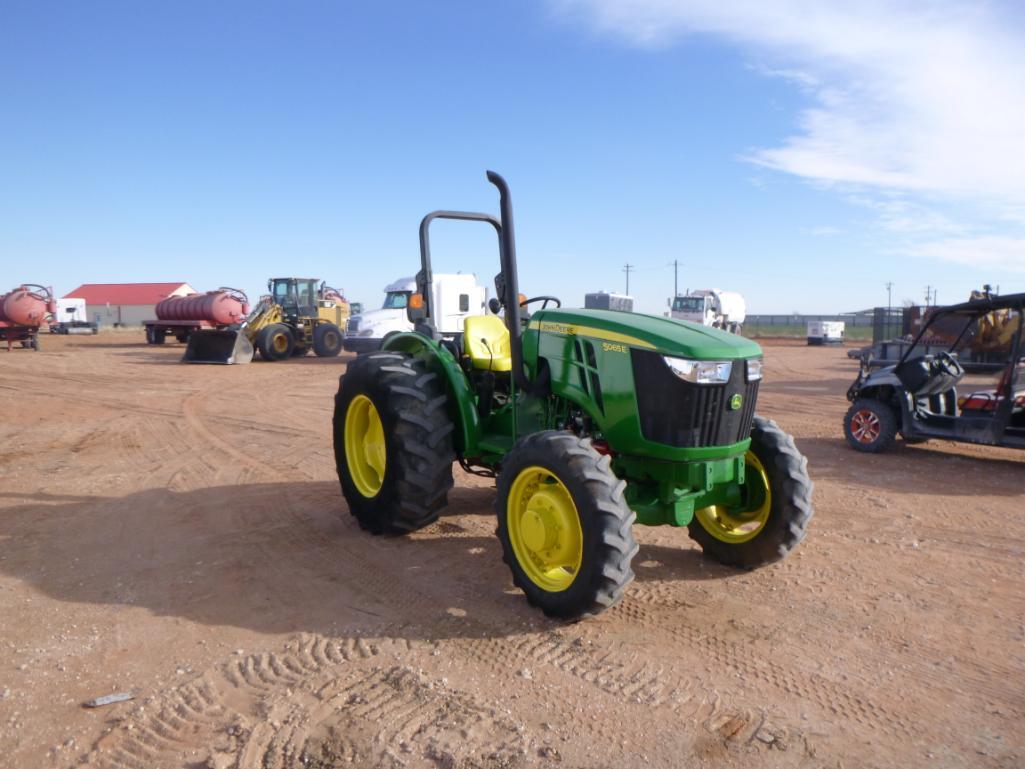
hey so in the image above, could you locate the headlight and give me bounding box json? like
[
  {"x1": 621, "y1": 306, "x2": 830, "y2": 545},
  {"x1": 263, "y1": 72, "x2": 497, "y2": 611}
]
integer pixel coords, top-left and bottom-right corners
[
  {"x1": 662, "y1": 355, "x2": 732, "y2": 384},
  {"x1": 746, "y1": 358, "x2": 763, "y2": 381}
]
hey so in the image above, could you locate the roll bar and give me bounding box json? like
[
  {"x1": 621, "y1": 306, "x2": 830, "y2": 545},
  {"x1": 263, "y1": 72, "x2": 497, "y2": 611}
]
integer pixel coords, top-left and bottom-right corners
[{"x1": 416, "y1": 170, "x2": 530, "y2": 391}]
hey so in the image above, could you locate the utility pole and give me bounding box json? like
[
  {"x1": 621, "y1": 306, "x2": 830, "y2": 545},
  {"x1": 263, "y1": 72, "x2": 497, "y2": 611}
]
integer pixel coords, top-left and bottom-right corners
[
  {"x1": 924, "y1": 285, "x2": 932, "y2": 307},
  {"x1": 623, "y1": 263, "x2": 634, "y2": 296},
  {"x1": 885, "y1": 281, "x2": 893, "y2": 338},
  {"x1": 673, "y1": 259, "x2": 679, "y2": 298}
]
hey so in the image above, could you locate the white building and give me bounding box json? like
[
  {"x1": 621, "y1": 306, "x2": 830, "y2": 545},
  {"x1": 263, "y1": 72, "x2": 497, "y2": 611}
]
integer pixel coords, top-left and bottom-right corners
[{"x1": 64, "y1": 283, "x2": 197, "y2": 327}]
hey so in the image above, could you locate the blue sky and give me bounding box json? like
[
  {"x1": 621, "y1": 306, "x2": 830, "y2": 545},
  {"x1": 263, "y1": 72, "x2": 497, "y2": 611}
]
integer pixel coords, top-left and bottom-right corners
[{"x1": 2, "y1": 0, "x2": 1023, "y2": 315}]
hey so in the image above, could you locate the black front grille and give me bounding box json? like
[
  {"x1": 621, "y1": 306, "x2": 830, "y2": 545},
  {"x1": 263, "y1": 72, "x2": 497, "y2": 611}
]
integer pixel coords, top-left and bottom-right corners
[{"x1": 631, "y1": 349, "x2": 760, "y2": 448}]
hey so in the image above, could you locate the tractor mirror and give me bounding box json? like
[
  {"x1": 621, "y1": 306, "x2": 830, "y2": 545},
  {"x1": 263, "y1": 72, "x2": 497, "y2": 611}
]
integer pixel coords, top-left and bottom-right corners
[{"x1": 488, "y1": 297, "x2": 502, "y2": 315}]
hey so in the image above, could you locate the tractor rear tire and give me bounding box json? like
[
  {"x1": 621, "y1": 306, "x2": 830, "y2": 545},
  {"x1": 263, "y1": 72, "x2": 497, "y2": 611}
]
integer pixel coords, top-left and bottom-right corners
[
  {"x1": 844, "y1": 398, "x2": 897, "y2": 452},
  {"x1": 313, "y1": 322, "x2": 343, "y2": 357},
  {"x1": 495, "y1": 432, "x2": 638, "y2": 620},
  {"x1": 688, "y1": 415, "x2": 813, "y2": 569},
  {"x1": 257, "y1": 324, "x2": 295, "y2": 361},
  {"x1": 333, "y1": 352, "x2": 454, "y2": 534}
]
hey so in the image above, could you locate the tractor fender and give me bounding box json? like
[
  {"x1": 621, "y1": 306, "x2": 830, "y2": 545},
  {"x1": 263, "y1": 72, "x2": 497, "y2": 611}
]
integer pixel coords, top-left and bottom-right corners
[
  {"x1": 861, "y1": 367, "x2": 902, "y2": 390},
  {"x1": 381, "y1": 331, "x2": 481, "y2": 456}
]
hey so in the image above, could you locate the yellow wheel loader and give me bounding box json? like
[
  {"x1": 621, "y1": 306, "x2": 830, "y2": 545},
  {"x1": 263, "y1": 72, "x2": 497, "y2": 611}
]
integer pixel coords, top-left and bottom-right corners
[{"x1": 184, "y1": 278, "x2": 350, "y2": 364}]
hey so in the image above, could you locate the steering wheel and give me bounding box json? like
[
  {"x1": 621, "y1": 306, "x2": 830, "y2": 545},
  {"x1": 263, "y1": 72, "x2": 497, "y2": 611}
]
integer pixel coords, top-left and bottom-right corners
[
  {"x1": 934, "y1": 351, "x2": 964, "y2": 377},
  {"x1": 520, "y1": 295, "x2": 562, "y2": 310}
]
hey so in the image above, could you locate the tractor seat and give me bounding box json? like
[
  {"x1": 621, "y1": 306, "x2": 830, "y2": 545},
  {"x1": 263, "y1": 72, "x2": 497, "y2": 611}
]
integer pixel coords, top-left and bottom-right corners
[{"x1": 463, "y1": 315, "x2": 512, "y2": 372}]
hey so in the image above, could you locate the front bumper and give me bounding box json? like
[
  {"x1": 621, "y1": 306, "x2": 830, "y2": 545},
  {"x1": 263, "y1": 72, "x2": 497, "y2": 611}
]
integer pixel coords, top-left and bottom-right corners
[{"x1": 343, "y1": 336, "x2": 383, "y2": 354}]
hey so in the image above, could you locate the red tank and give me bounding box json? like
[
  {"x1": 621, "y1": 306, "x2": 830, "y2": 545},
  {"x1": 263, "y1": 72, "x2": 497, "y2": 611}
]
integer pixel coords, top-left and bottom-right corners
[
  {"x1": 0, "y1": 285, "x2": 56, "y2": 328},
  {"x1": 155, "y1": 288, "x2": 250, "y2": 326}
]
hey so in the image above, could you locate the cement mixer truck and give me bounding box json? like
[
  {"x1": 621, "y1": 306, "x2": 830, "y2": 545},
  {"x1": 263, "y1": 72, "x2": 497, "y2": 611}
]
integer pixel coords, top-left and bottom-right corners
[
  {"x1": 0, "y1": 284, "x2": 57, "y2": 351},
  {"x1": 669, "y1": 289, "x2": 746, "y2": 334}
]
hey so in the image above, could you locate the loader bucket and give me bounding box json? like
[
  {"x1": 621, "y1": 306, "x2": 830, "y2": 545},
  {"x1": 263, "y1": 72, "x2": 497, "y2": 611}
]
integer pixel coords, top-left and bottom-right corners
[{"x1": 182, "y1": 330, "x2": 254, "y2": 365}]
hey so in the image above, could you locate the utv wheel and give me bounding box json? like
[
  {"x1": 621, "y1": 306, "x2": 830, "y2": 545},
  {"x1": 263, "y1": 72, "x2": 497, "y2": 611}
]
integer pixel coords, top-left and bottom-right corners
[
  {"x1": 313, "y1": 322, "x2": 343, "y2": 357},
  {"x1": 689, "y1": 415, "x2": 813, "y2": 568},
  {"x1": 257, "y1": 324, "x2": 295, "y2": 361},
  {"x1": 844, "y1": 398, "x2": 897, "y2": 453},
  {"x1": 333, "y1": 352, "x2": 454, "y2": 534},
  {"x1": 496, "y1": 432, "x2": 638, "y2": 620}
]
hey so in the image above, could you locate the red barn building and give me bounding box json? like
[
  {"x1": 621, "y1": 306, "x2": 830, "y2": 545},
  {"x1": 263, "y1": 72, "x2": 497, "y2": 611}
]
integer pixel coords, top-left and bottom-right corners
[{"x1": 64, "y1": 283, "x2": 197, "y2": 327}]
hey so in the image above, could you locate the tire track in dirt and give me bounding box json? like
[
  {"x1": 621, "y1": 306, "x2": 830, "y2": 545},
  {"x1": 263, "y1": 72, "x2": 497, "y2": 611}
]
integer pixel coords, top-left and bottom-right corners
[
  {"x1": 613, "y1": 598, "x2": 916, "y2": 740},
  {"x1": 326, "y1": 521, "x2": 797, "y2": 752},
  {"x1": 180, "y1": 388, "x2": 315, "y2": 485},
  {"x1": 629, "y1": 574, "x2": 1025, "y2": 714},
  {"x1": 77, "y1": 634, "x2": 533, "y2": 769},
  {"x1": 75, "y1": 508, "x2": 797, "y2": 769},
  {"x1": 317, "y1": 489, "x2": 809, "y2": 746},
  {"x1": 399, "y1": 511, "x2": 813, "y2": 747}
]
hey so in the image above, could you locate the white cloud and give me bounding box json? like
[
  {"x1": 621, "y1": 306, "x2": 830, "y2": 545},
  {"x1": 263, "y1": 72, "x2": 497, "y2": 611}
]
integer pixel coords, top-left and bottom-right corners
[
  {"x1": 554, "y1": 0, "x2": 1025, "y2": 199},
  {"x1": 553, "y1": 0, "x2": 1025, "y2": 270},
  {"x1": 902, "y1": 236, "x2": 1025, "y2": 272}
]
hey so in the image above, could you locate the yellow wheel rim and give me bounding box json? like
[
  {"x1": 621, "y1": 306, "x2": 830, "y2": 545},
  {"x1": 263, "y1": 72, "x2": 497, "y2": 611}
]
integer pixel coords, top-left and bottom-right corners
[
  {"x1": 272, "y1": 333, "x2": 289, "y2": 354},
  {"x1": 695, "y1": 451, "x2": 771, "y2": 544},
  {"x1": 344, "y1": 395, "x2": 386, "y2": 497},
  {"x1": 507, "y1": 466, "x2": 583, "y2": 592}
]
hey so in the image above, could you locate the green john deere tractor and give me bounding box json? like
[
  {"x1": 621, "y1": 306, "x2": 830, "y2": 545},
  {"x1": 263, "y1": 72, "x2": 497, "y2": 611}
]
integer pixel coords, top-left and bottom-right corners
[{"x1": 333, "y1": 171, "x2": 813, "y2": 619}]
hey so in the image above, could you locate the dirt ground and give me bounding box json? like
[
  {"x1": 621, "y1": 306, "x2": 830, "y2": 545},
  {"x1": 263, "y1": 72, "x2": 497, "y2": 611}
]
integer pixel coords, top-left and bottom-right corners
[{"x1": 1, "y1": 333, "x2": 1023, "y2": 769}]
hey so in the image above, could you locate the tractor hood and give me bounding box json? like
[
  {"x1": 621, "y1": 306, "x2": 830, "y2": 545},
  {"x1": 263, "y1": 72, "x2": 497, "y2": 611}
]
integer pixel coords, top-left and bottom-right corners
[{"x1": 529, "y1": 308, "x2": 761, "y2": 360}]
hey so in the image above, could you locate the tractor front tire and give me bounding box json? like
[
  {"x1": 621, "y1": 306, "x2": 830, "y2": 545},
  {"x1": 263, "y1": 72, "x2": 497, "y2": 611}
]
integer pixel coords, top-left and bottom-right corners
[
  {"x1": 333, "y1": 352, "x2": 454, "y2": 534},
  {"x1": 688, "y1": 415, "x2": 813, "y2": 569},
  {"x1": 496, "y1": 432, "x2": 638, "y2": 620},
  {"x1": 313, "y1": 322, "x2": 343, "y2": 357},
  {"x1": 844, "y1": 398, "x2": 898, "y2": 452},
  {"x1": 257, "y1": 324, "x2": 295, "y2": 361}
]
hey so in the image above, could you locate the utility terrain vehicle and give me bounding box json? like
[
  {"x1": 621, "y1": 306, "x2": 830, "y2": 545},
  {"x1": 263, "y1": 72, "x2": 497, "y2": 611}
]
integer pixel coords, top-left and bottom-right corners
[
  {"x1": 845, "y1": 291, "x2": 1025, "y2": 452},
  {"x1": 333, "y1": 172, "x2": 813, "y2": 619}
]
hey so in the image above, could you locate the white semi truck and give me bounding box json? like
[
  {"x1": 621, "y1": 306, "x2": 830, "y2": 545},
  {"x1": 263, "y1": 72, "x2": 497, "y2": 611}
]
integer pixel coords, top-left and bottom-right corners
[
  {"x1": 48, "y1": 298, "x2": 98, "y2": 335},
  {"x1": 343, "y1": 274, "x2": 486, "y2": 353},
  {"x1": 669, "y1": 289, "x2": 746, "y2": 334}
]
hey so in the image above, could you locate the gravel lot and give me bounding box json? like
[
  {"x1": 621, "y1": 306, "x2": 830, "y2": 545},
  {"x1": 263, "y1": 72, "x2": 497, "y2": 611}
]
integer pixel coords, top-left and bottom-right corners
[{"x1": 1, "y1": 334, "x2": 1023, "y2": 768}]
